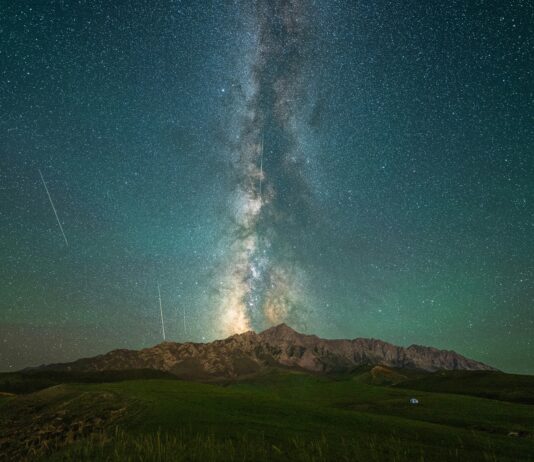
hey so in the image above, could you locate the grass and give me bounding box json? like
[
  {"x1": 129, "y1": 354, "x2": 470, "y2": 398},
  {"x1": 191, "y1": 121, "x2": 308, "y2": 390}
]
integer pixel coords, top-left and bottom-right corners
[
  {"x1": 0, "y1": 369, "x2": 177, "y2": 395},
  {"x1": 0, "y1": 393, "x2": 14, "y2": 407},
  {"x1": 1, "y1": 370, "x2": 533, "y2": 461},
  {"x1": 395, "y1": 370, "x2": 534, "y2": 404},
  {"x1": 41, "y1": 428, "x2": 511, "y2": 462}
]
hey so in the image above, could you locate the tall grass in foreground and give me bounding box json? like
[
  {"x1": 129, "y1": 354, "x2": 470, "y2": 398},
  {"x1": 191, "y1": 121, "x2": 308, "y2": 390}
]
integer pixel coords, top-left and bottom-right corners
[{"x1": 42, "y1": 428, "x2": 509, "y2": 462}]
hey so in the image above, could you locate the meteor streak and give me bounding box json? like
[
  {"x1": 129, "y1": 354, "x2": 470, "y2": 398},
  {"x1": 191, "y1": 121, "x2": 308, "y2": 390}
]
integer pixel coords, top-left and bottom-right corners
[
  {"x1": 38, "y1": 169, "x2": 68, "y2": 247},
  {"x1": 157, "y1": 282, "x2": 166, "y2": 341},
  {"x1": 259, "y1": 132, "x2": 264, "y2": 200}
]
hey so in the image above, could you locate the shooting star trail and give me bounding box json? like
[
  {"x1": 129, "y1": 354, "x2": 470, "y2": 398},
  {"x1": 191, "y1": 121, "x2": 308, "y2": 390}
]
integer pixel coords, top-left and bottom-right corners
[
  {"x1": 38, "y1": 169, "x2": 68, "y2": 247},
  {"x1": 157, "y1": 282, "x2": 166, "y2": 341},
  {"x1": 259, "y1": 132, "x2": 264, "y2": 200}
]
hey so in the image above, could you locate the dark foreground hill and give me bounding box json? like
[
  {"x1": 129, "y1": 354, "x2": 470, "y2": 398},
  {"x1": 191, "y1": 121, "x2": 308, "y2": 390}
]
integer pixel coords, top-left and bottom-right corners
[
  {"x1": 0, "y1": 369, "x2": 533, "y2": 462},
  {"x1": 31, "y1": 324, "x2": 495, "y2": 379},
  {"x1": 395, "y1": 369, "x2": 534, "y2": 404}
]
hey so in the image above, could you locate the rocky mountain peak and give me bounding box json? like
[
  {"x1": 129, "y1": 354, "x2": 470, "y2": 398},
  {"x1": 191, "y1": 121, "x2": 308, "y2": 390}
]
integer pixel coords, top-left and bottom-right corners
[
  {"x1": 34, "y1": 324, "x2": 497, "y2": 379},
  {"x1": 258, "y1": 323, "x2": 319, "y2": 344},
  {"x1": 259, "y1": 323, "x2": 297, "y2": 338}
]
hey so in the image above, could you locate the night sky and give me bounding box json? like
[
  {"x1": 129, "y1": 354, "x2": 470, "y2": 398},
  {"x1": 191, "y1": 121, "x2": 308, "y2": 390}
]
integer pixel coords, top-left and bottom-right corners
[{"x1": 1, "y1": 1, "x2": 533, "y2": 374}]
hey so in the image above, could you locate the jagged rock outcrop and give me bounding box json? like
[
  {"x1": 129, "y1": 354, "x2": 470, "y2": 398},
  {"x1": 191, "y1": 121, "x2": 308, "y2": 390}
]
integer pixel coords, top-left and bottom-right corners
[{"x1": 36, "y1": 324, "x2": 496, "y2": 379}]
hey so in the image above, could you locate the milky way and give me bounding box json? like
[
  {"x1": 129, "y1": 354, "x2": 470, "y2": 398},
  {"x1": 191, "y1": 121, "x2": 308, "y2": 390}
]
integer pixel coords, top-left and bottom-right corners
[{"x1": 216, "y1": 1, "x2": 315, "y2": 335}]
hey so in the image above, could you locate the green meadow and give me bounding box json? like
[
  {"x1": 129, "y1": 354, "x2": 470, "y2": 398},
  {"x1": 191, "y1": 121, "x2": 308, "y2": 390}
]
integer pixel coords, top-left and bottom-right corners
[{"x1": 0, "y1": 370, "x2": 532, "y2": 461}]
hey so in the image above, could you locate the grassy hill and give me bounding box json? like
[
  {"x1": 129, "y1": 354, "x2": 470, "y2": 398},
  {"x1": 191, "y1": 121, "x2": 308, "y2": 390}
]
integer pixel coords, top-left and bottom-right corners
[
  {"x1": 0, "y1": 369, "x2": 178, "y2": 394},
  {"x1": 395, "y1": 370, "x2": 534, "y2": 404},
  {"x1": 0, "y1": 369, "x2": 532, "y2": 461}
]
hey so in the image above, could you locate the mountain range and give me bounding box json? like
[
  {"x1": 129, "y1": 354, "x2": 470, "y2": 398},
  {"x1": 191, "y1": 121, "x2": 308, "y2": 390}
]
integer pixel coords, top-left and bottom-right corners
[{"x1": 34, "y1": 324, "x2": 496, "y2": 379}]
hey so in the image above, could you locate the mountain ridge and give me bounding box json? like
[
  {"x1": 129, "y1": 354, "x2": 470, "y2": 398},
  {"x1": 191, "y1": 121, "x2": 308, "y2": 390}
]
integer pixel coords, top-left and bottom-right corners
[{"x1": 33, "y1": 323, "x2": 497, "y2": 379}]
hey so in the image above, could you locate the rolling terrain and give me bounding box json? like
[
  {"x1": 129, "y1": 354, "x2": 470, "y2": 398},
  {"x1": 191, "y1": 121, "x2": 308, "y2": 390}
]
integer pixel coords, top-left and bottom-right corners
[
  {"x1": 0, "y1": 369, "x2": 533, "y2": 461},
  {"x1": 0, "y1": 325, "x2": 532, "y2": 461}
]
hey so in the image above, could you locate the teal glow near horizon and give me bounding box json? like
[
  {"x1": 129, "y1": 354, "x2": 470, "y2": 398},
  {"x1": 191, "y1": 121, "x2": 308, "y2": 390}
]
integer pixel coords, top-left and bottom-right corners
[{"x1": 1, "y1": 1, "x2": 533, "y2": 374}]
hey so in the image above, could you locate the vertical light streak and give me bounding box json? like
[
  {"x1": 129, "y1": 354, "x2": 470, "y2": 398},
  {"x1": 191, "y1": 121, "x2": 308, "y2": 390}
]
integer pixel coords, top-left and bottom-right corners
[
  {"x1": 157, "y1": 282, "x2": 166, "y2": 341},
  {"x1": 38, "y1": 169, "x2": 69, "y2": 247}
]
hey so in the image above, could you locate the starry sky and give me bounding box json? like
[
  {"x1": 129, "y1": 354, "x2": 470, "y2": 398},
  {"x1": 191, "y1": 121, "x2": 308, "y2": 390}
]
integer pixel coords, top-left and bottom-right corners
[{"x1": 1, "y1": 0, "x2": 533, "y2": 374}]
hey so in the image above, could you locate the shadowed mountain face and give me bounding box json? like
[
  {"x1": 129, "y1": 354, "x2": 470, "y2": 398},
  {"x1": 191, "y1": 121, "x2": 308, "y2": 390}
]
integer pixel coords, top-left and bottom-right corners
[{"x1": 34, "y1": 324, "x2": 496, "y2": 379}]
